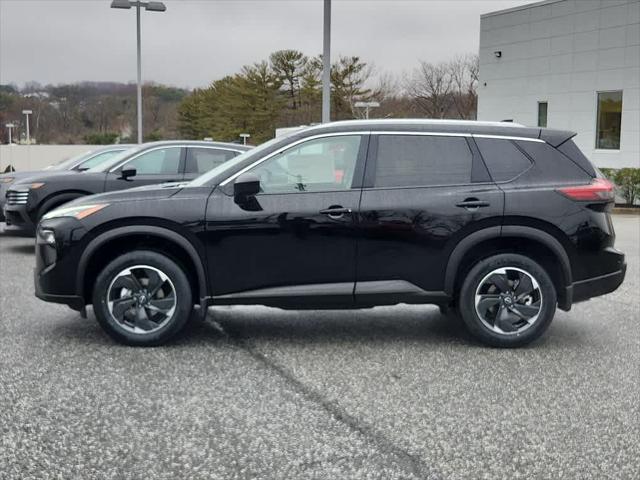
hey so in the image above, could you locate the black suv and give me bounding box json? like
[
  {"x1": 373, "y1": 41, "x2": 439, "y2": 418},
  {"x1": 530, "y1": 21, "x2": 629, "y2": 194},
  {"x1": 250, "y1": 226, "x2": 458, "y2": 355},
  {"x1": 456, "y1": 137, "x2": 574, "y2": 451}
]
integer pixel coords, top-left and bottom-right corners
[
  {"x1": 34, "y1": 120, "x2": 626, "y2": 347},
  {"x1": 4, "y1": 140, "x2": 250, "y2": 234}
]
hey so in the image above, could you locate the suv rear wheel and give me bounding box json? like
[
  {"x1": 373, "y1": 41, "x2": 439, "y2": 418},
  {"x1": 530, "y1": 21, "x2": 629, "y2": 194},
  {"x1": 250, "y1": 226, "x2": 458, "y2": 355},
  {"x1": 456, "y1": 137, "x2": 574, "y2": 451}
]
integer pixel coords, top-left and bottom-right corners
[
  {"x1": 458, "y1": 254, "x2": 556, "y2": 348},
  {"x1": 92, "y1": 250, "x2": 193, "y2": 346}
]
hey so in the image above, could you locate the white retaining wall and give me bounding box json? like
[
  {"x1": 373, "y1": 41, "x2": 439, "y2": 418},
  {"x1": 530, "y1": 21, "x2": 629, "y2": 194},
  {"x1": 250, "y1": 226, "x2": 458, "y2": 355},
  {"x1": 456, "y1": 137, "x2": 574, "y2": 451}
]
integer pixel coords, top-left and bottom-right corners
[{"x1": 0, "y1": 145, "x2": 98, "y2": 172}]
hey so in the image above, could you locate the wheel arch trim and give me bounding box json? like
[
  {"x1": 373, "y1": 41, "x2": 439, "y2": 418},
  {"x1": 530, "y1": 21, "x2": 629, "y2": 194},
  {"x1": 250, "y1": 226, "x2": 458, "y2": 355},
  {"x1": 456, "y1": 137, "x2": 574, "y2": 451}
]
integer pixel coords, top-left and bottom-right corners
[
  {"x1": 76, "y1": 225, "x2": 207, "y2": 303},
  {"x1": 444, "y1": 225, "x2": 572, "y2": 296}
]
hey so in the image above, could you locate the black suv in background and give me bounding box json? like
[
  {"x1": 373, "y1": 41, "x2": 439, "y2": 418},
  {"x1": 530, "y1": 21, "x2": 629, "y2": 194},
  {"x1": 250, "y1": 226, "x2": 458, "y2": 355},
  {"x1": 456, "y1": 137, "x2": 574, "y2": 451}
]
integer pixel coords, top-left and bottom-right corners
[
  {"x1": 0, "y1": 144, "x2": 133, "y2": 223},
  {"x1": 34, "y1": 120, "x2": 626, "y2": 347},
  {"x1": 4, "y1": 140, "x2": 250, "y2": 234}
]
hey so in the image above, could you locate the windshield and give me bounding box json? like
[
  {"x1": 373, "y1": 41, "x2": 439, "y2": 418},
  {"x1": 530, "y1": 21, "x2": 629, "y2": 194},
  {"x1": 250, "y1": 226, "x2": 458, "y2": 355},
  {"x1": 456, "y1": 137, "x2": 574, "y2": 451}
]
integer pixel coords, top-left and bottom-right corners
[
  {"x1": 85, "y1": 146, "x2": 142, "y2": 173},
  {"x1": 48, "y1": 150, "x2": 94, "y2": 170},
  {"x1": 189, "y1": 137, "x2": 282, "y2": 186}
]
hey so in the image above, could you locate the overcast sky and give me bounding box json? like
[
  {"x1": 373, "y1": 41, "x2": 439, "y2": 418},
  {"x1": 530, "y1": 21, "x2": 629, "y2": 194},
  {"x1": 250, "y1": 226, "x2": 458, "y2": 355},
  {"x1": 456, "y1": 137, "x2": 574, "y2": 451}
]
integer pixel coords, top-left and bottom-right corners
[{"x1": 1, "y1": 0, "x2": 532, "y2": 89}]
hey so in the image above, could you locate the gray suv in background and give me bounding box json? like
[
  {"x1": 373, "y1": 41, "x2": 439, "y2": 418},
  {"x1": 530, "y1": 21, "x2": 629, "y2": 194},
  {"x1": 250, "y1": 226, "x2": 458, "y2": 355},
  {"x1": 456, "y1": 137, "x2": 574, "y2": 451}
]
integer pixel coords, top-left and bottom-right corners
[
  {"x1": 4, "y1": 140, "x2": 251, "y2": 234},
  {"x1": 0, "y1": 144, "x2": 133, "y2": 222}
]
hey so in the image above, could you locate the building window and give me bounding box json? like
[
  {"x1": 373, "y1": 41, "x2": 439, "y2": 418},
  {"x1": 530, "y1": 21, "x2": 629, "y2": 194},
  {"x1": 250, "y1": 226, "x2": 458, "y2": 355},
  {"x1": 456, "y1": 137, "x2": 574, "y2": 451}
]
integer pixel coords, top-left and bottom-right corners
[
  {"x1": 596, "y1": 91, "x2": 623, "y2": 150},
  {"x1": 537, "y1": 102, "x2": 548, "y2": 128}
]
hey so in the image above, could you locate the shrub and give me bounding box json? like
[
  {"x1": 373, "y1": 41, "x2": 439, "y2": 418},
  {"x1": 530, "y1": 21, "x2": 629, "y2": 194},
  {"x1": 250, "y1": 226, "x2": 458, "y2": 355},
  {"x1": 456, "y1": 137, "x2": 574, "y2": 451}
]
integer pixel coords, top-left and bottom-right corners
[
  {"x1": 613, "y1": 168, "x2": 640, "y2": 206},
  {"x1": 599, "y1": 168, "x2": 616, "y2": 180},
  {"x1": 83, "y1": 132, "x2": 119, "y2": 144}
]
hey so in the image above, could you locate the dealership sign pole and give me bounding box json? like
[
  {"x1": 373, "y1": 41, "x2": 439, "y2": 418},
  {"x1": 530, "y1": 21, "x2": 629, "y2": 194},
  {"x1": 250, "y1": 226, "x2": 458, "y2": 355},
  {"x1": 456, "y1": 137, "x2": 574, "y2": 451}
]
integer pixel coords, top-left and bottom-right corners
[{"x1": 322, "y1": 0, "x2": 331, "y2": 123}]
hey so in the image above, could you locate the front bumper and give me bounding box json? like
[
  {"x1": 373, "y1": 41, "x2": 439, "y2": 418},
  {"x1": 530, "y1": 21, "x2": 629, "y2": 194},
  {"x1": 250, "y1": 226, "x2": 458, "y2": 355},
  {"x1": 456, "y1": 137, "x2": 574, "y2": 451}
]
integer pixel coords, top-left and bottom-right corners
[
  {"x1": 34, "y1": 218, "x2": 89, "y2": 311},
  {"x1": 34, "y1": 268, "x2": 85, "y2": 311},
  {"x1": 3, "y1": 203, "x2": 36, "y2": 234}
]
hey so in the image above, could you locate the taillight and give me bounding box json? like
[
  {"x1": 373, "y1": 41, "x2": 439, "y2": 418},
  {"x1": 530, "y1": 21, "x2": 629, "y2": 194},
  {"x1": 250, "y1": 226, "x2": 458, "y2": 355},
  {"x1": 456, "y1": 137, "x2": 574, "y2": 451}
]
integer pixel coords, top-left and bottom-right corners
[{"x1": 557, "y1": 178, "x2": 615, "y2": 202}]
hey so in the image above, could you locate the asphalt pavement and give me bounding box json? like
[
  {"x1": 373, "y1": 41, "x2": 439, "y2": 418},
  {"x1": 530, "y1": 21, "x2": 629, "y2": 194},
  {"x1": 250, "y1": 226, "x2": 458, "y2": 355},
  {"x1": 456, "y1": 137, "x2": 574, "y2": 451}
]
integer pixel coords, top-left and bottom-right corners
[{"x1": 0, "y1": 215, "x2": 638, "y2": 479}]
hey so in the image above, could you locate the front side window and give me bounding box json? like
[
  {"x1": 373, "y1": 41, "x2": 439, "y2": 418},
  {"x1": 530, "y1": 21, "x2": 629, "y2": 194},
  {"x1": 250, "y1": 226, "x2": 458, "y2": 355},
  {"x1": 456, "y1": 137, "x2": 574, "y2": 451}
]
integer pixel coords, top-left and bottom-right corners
[
  {"x1": 374, "y1": 135, "x2": 472, "y2": 188},
  {"x1": 185, "y1": 148, "x2": 236, "y2": 174},
  {"x1": 250, "y1": 135, "x2": 362, "y2": 194},
  {"x1": 123, "y1": 147, "x2": 182, "y2": 175},
  {"x1": 596, "y1": 91, "x2": 622, "y2": 150},
  {"x1": 537, "y1": 102, "x2": 548, "y2": 128}
]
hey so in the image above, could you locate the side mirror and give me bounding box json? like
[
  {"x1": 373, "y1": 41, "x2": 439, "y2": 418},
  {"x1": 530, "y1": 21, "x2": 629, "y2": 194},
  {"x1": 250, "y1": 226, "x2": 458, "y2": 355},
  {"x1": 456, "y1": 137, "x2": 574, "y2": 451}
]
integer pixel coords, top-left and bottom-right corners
[
  {"x1": 119, "y1": 167, "x2": 137, "y2": 180},
  {"x1": 234, "y1": 173, "x2": 260, "y2": 200},
  {"x1": 233, "y1": 172, "x2": 262, "y2": 211}
]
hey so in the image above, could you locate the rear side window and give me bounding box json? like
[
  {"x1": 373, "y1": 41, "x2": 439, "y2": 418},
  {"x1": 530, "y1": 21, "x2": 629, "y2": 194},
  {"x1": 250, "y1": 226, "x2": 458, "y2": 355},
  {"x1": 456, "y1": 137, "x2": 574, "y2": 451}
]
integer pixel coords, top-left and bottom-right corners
[
  {"x1": 374, "y1": 135, "x2": 472, "y2": 187},
  {"x1": 475, "y1": 138, "x2": 532, "y2": 182},
  {"x1": 515, "y1": 141, "x2": 592, "y2": 182},
  {"x1": 556, "y1": 140, "x2": 596, "y2": 177},
  {"x1": 185, "y1": 148, "x2": 236, "y2": 174}
]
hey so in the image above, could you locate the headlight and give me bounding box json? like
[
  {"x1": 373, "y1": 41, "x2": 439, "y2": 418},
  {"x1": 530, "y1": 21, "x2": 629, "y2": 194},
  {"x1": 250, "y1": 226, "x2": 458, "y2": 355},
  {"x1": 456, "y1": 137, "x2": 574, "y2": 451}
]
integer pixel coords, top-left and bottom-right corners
[
  {"x1": 29, "y1": 182, "x2": 45, "y2": 189},
  {"x1": 42, "y1": 203, "x2": 109, "y2": 221},
  {"x1": 38, "y1": 229, "x2": 56, "y2": 245},
  {"x1": 0, "y1": 177, "x2": 14, "y2": 184}
]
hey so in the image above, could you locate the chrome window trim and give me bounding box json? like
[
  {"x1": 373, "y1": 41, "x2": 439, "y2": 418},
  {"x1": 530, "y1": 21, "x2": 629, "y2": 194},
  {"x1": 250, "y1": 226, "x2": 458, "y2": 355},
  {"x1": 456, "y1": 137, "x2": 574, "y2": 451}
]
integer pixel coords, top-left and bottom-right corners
[
  {"x1": 219, "y1": 131, "x2": 545, "y2": 186},
  {"x1": 219, "y1": 132, "x2": 368, "y2": 186},
  {"x1": 109, "y1": 145, "x2": 245, "y2": 173},
  {"x1": 371, "y1": 131, "x2": 471, "y2": 137},
  {"x1": 472, "y1": 134, "x2": 544, "y2": 143}
]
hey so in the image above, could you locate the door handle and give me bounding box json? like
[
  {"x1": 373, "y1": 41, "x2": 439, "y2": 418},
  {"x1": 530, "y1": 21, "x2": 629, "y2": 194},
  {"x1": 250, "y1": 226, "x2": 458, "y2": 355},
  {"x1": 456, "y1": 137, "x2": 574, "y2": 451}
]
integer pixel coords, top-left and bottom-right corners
[
  {"x1": 320, "y1": 206, "x2": 352, "y2": 219},
  {"x1": 456, "y1": 198, "x2": 490, "y2": 210}
]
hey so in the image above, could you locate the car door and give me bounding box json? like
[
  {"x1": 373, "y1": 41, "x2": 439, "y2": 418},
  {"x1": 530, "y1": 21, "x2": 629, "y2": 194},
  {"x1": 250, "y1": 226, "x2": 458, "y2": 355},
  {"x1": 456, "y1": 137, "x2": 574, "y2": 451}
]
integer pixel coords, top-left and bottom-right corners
[
  {"x1": 184, "y1": 147, "x2": 238, "y2": 180},
  {"x1": 104, "y1": 146, "x2": 185, "y2": 192},
  {"x1": 355, "y1": 133, "x2": 504, "y2": 304},
  {"x1": 204, "y1": 133, "x2": 368, "y2": 307}
]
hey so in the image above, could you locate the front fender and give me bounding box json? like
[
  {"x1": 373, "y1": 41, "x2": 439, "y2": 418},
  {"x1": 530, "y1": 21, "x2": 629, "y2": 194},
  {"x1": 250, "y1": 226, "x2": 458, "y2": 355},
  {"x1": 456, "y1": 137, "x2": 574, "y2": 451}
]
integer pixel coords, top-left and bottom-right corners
[{"x1": 76, "y1": 225, "x2": 208, "y2": 305}]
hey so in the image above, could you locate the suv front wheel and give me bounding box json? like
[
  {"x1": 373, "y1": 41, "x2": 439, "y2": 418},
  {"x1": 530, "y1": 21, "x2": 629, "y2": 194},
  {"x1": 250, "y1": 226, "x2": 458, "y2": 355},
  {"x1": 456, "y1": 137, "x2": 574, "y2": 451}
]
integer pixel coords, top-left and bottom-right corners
[
  {"x1": 458, "y1": 254, "x2": 557, "y2": 348},
  {"x1": 92, "y1": 250, "x2": 193, "y2": 346}
]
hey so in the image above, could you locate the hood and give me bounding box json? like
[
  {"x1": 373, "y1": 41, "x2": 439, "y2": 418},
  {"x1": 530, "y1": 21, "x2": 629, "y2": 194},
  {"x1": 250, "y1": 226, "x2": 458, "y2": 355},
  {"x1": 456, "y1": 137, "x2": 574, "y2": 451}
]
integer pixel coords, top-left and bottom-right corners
[
  {"x1": 65, "y1": 181, "x2": 187, "y2": 208},
  {"x1": 9, "y1": 169, "x2": 85, "y2": 187},
  {"x1": 1, "y1": 170, "x2": 50, "y2": 183}
]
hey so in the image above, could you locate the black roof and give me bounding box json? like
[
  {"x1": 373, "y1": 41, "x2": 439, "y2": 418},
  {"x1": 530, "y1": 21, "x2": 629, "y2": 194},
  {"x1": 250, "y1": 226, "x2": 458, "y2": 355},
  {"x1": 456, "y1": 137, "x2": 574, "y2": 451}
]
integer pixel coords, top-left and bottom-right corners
[{"x1": 296, "y1": 119, "x2": 576, "y2": 147}]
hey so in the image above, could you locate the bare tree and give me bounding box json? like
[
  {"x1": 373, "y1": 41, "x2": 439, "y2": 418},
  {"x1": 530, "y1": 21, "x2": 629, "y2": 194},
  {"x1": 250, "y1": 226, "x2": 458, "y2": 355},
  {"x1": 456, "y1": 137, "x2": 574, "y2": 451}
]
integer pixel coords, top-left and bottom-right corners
[
  {"x1": 449, "y1": 54, "x2": 479, "y2": 120},
  {"x1": 407, "y1": 61, "x2": 454, "y2": 118}
]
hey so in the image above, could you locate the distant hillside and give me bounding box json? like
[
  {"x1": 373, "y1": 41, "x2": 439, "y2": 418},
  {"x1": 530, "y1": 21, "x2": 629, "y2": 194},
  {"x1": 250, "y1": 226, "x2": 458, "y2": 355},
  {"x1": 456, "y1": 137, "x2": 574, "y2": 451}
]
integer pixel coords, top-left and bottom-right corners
[{"x1": 0, "y1": 81, "x2": 189, "y2": 144}]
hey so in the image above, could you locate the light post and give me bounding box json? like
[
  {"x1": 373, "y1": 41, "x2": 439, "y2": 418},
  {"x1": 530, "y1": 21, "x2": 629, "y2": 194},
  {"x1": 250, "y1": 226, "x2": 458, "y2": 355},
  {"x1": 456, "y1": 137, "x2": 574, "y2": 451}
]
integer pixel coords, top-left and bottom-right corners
[
  {"x1": 5, "y1": 123, "x2": 15, "y2": 144},
  {"x1": 322, "y1": 0, "x2": 331, "y2": 123},
  {"x1": 22, "y1": 110, "x2": 32, "y2": 144},
  {"x1": 239, "y1": 133, "x2": 251, "y2": 146},
  {"x1": 110, "y1": 0, "x2": 166, "y2": 144},
  {"x1": 354, "y1": 101, "x2": 380, "y2": 119}
]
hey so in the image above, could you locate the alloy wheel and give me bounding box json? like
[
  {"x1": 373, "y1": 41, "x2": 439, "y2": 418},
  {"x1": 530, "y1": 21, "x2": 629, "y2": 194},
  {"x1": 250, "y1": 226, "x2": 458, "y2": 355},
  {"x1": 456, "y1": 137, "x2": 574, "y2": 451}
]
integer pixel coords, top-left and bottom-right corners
[
  {"x1": 474, "y1": 267, "x2": 543, "y2": 335},
  {"x1": 106, "y1": 265, "x2": 177, "y2": 334}
]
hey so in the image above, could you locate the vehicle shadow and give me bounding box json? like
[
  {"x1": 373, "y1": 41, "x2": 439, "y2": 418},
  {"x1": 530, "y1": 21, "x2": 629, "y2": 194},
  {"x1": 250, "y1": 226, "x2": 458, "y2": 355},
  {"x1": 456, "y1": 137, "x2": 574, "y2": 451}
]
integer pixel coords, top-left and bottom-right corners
[
  {"x1": 208, "y1": 305, "x2": 477, "y2": 347},
  {"x1": 6, "y1": 244, "x2": 35, "y2": 255},
  {"x1": 48, "y1": 305, "x2": 587, "y2": 350}
]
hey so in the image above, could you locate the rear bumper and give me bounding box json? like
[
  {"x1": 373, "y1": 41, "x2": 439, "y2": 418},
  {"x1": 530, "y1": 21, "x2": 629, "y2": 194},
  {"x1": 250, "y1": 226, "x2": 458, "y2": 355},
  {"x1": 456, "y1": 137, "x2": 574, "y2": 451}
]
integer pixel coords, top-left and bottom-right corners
[{"x1": 572, "y1": 264, "x2": 627, "y2": 304}]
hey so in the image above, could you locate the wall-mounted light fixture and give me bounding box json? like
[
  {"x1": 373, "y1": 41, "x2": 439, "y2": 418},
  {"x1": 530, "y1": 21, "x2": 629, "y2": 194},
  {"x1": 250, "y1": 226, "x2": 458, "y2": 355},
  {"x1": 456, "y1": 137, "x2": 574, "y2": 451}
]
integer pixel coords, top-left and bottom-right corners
[{"x1": 494, "y1": 51, "x2": 502, "y2": 58}]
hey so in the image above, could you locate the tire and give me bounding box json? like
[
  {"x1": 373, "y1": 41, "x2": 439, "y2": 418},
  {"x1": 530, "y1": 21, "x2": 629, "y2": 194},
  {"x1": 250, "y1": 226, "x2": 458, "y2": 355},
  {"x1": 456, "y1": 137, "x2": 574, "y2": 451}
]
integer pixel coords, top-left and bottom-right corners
[
  {"x1": 92, "y1": 250, "x2": 193, "y2": 346},
  {"x1": 458, "y1": 253, "x2": 556, "y2": 348}
]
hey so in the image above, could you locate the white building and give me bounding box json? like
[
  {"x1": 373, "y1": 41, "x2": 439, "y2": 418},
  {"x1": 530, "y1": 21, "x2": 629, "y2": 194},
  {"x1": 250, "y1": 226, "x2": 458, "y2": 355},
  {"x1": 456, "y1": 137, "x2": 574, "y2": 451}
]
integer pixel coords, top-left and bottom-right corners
[{"x1": 477, "y1": 0, "x2": 639, "y2": 168}]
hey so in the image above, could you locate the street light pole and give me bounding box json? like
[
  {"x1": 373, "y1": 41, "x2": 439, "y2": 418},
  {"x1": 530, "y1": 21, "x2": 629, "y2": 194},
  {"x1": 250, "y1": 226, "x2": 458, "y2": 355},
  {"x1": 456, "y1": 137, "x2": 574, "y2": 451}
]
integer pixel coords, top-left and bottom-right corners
[
  {"x1": 111, "y1": 1, "x2": 166, "y2": 144},
  {"x1": 354, "y1": 101, "x2": 380, "y2": 119},
  {"x1": 22, "y1": 110, "x2": 32, "y2": 144},
  {"x1": 136, "y1": 2, "x2": 143, "y2": 144},
  {"x1": 5, "y1": 123, "x2": 15, "y2": 144},
  {"x1": 322, "y1": 0, "x2": 331, "y2": 123}
]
